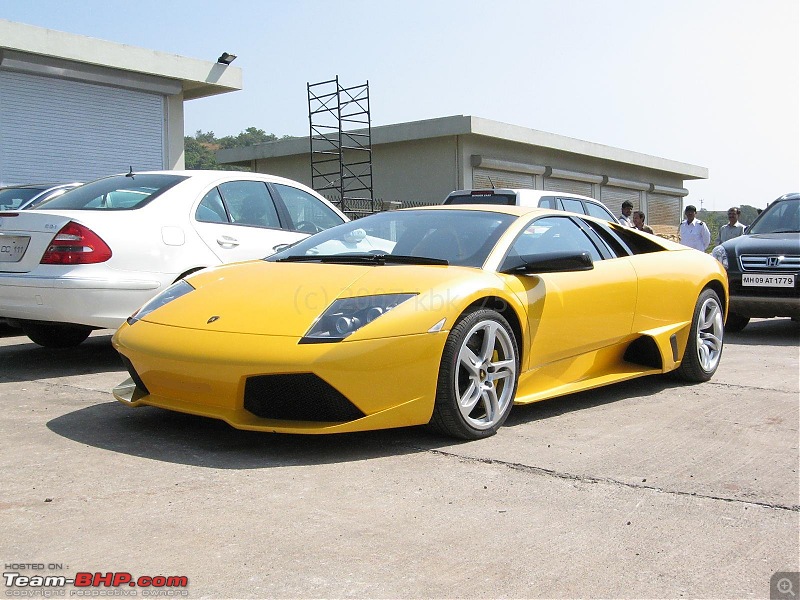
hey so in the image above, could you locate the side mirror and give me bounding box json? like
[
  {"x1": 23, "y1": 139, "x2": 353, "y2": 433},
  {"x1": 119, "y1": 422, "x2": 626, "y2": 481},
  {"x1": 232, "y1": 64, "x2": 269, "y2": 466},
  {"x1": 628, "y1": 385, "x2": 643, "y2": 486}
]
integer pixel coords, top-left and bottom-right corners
[{"x1": 501, "y1": 250, "x2": 594, "y2": 274}]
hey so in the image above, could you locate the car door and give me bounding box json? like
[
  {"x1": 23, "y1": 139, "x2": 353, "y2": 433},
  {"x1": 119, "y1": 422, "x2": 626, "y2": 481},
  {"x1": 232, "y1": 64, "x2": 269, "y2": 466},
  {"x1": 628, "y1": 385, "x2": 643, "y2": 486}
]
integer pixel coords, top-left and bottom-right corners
[
  {"x1": 191, "y1": 180, "x2": 303, "y2": 263},
  {"x1": 499, "y1": 215, "x2": 638, "y2": 370}
]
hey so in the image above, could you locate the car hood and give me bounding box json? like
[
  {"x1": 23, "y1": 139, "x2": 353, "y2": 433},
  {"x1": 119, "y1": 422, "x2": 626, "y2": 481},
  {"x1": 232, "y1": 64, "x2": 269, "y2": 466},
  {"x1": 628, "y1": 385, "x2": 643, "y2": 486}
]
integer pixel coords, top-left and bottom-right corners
[
  {"x1": 723, "y1": 232, "x2": 800, "y2": 255},
  {"x1": 139, "y1": 260, "x2": 495, "y2": 337}
]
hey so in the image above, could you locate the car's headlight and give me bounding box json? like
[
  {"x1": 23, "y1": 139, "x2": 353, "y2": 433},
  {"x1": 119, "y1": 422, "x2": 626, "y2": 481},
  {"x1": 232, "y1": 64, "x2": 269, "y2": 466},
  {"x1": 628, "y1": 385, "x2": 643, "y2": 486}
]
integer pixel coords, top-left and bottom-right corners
[
  {"x1": 711, "y1": 245, "x2": 728, "y2": 269},
  {"x1": 127, "y1": 280, "x2": 195, "y2": 325},
  {"x1": 301, "y1": 293, "x2": 417, "y2": 343}
]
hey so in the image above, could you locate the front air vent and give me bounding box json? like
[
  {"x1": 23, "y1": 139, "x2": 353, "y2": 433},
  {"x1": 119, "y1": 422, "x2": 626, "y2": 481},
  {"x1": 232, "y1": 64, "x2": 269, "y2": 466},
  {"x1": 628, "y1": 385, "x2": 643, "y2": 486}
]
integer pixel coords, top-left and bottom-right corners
[
  {"x1": 244, "y1": 374, "x2": 365, "y2": 422},
  {"x1": 118, "y1": 354, "x2": 150, "y2": 395}
]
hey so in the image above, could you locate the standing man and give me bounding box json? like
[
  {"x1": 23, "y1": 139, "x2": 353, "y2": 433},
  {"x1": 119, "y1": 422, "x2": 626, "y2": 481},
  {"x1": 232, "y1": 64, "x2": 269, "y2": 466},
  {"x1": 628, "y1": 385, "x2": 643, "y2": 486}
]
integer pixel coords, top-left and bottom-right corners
[
  {"x1": 717, "y1": 206, "x2": 747, "y2": 244},
  {"x1": 679, "y1": 205, "x2": 711, "y2": 252},
  {"x1": 632, "y1": 210, "x2": 654, "y2": 234},
  {"x1": 618, "y1": 200, "x2": 634, "y2": 227}
]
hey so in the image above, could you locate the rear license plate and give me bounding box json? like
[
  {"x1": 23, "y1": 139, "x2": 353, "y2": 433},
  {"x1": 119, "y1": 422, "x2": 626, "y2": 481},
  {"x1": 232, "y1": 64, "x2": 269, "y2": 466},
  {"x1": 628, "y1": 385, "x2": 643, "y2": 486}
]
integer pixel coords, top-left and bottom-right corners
[
  {"x1": 0, "y1": 235, "x2": 31, "y2": 262},
  {"x1": 742, "y1": 273, "x2": 795, "y2": 287}
]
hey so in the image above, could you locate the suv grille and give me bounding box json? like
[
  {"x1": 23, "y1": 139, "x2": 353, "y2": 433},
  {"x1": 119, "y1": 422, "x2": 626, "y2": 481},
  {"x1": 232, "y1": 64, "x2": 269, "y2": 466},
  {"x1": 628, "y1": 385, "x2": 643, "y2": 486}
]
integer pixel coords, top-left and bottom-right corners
[
  {"x1": 244, "y1": 374, "x2": 365, "y2": 422},
  {"x1": 739, "y1": 255, "x2": 800, "y2": 271}
]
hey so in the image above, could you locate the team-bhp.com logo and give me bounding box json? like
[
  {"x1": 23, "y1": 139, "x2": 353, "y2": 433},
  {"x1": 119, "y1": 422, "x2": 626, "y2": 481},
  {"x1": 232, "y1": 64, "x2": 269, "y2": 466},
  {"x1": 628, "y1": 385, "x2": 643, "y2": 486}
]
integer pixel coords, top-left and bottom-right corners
[{"x1": 4, "y1": 570, "x2": 189, "y2": 597}]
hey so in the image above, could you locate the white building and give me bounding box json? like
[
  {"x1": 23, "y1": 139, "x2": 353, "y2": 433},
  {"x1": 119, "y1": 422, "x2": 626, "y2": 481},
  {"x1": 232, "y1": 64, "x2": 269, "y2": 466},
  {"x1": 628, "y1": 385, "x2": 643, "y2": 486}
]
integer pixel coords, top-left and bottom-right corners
[
  {"x1": 0, "y1": 19, "x2": 242, "y2": 185},
  {"x1": 218, "y1": 115, "x2": 707, "y2": 227}
]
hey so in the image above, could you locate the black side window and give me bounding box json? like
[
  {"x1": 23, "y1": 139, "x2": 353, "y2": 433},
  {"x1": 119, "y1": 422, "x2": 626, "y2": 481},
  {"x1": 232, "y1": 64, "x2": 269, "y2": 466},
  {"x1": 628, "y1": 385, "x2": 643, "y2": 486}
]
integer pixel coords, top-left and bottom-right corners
[
  {"x1": 609, "y1": 224, "x2": 665, "y2": 254},
  {"x1": 501, "y1": 216, "x2": 603, "y2": 272},
  {"x1": 584, "y1": 220, "x2": 664, "y2": 256}
]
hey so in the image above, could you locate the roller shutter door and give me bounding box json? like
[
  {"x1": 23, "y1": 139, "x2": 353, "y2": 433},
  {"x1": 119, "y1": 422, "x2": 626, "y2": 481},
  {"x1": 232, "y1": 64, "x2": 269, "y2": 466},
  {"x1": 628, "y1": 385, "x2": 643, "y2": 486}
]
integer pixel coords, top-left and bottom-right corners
[
  {"x1": 543, "y1": 177, "x2": 593, "y2": 197},
  {"x1": 647, "y1": 194, "x2": 682, "y2": 226},
  {"x1": 473, "y1": 168, "x2": 535, "y2": 190},
  {"x1": 0, "y1": 71, "x2": 165, "y2": 185},
  {"x1": 601, "y1": 187, "x2": 641, "y2": 212}
]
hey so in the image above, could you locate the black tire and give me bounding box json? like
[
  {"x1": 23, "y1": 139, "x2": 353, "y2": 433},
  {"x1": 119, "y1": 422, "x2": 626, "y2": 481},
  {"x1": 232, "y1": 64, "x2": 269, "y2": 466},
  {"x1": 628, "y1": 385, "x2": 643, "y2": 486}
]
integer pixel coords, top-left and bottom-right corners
[
  {"x1": 21, "y1": 321, "x2": 93, "y2": 348},
  {"x1": 674, "y1": 289, "x2": 724, "y2": 382},
  {"x1": 429, "y1": 308, "x2": 519, "y2": 440},
  {"x1": 724, "y1": 312, "x2": 750, "y2": 332}
]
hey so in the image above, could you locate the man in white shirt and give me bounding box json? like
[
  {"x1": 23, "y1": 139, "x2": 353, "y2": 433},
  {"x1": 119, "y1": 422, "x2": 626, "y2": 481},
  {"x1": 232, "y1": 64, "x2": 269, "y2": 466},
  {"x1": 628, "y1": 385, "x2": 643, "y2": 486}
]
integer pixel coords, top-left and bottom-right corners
[
  {"x1": 679, "y1": 205, "x2": 711, "y2": 252},
  {"x1": 618, "y1": 200, "x2": 634, "y2": 227},
  {"x1": 718, "y1": 206, "x2": 747, "y2": 244}
]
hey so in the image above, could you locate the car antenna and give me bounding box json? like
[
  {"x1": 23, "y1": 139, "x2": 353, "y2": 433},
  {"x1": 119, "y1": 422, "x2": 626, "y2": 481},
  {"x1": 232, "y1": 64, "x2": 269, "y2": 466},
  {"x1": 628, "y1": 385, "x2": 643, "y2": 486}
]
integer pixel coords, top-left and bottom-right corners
[
  {"x1": 125, "y1": 166, "x2": 135, "y2": 178},
  {"x1": 487, "y1": 175, "x2": 496, "y2": 189}
]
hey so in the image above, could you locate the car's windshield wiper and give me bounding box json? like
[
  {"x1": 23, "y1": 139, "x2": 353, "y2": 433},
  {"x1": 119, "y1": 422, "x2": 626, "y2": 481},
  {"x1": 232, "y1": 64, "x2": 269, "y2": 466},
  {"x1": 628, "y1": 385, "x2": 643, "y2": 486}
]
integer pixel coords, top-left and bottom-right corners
[
  {"x1": 276, "y1": 253, "x2": 448, "y2": 266},
  {"x1": 762, "y1": 229, "x2": 800, "y2": 234}
]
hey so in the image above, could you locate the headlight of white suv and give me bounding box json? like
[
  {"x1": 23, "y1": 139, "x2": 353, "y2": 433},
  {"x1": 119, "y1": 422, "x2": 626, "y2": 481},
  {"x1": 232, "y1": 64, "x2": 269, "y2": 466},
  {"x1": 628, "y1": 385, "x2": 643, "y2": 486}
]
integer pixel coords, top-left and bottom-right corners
[{"x1": 711, "y1": 245, "x2": 728, "y2": 269}]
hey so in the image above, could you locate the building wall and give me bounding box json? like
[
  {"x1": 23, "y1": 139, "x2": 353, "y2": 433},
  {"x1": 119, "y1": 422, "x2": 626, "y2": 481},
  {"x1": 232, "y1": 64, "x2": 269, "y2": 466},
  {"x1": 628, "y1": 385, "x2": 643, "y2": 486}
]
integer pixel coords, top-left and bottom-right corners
[
  {"x1": 244, "y1": 126, "x2": 693, "y2": 227},
  {"x1": 373, "y1": 137, "x2": 458, "y2": 204},
  {"x1": 457, "y1": 136, "x2": 687, "y2": 225}
]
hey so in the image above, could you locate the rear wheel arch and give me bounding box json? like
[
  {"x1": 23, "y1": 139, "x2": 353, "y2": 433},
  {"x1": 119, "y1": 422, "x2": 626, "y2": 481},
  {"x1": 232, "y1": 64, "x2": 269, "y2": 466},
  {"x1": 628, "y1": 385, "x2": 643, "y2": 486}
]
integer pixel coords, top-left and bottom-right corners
[{"x1": 674, "y1": 287, "x2": 724, "y2": 382}]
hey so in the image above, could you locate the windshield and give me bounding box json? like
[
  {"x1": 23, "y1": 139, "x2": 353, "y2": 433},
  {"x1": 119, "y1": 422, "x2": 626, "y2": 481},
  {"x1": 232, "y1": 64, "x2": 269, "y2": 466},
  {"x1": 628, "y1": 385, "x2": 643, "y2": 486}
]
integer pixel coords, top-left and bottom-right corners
[
  {"x1": 0, "y1": 187, "x2": 46, "y2": 210},
  {"x1": 748, "y1": 198, "x2": 800, "y2": 234},
  {"x1": 37, "y1": 174, "x2": 188, "y2": 210},
  {"x1": 269, "y1": 209, "x2": 517, "y2": 267}
]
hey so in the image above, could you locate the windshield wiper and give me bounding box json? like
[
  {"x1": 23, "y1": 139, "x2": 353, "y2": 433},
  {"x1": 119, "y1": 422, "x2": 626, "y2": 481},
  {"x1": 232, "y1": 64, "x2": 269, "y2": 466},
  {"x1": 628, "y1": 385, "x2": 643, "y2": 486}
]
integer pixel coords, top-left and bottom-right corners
[{"x1": 276, "y1": 253, "x2": 448, "y2": 266}]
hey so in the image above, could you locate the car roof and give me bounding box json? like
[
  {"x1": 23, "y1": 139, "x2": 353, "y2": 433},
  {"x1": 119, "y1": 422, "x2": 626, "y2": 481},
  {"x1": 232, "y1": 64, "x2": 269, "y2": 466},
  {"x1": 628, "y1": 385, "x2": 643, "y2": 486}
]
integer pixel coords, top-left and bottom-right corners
[
  {"x1": 405, "y1": 202, "x2": 605, "y2": 221},
  {"x1": 446, "y1": 188, "x2": 598, "y2": 202},
  {"x1": 1, "y1": 183, "x2": 77, "y2": 190},
  {"x1": 113, "y1": 170, "x2": 303, "y2": 183},
  {"x1": 97, "y1": 170, "x2": 328, "y2": 194}
]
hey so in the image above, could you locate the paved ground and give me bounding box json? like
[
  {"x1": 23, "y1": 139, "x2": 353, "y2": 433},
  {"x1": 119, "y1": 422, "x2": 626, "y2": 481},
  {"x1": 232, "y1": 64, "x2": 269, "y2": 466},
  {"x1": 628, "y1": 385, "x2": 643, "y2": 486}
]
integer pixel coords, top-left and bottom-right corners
[{"x1": 1, "y1": 319, "x2": 798, "y2": 599}]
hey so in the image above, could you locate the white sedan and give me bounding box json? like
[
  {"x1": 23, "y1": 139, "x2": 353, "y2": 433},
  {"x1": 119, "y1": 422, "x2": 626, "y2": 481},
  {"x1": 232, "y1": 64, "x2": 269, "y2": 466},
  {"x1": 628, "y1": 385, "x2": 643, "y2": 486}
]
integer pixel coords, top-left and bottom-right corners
[{"x1": 0, "y1": 170, "x2": 348, "y2": 347}]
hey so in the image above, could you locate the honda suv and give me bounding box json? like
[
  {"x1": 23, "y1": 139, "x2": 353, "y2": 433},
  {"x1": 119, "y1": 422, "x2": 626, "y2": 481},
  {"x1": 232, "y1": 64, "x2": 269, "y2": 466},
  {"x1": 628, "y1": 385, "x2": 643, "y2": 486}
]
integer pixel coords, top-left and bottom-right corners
[{"x1": 711, "y1": 193, "x2": 800, "y2": 331}]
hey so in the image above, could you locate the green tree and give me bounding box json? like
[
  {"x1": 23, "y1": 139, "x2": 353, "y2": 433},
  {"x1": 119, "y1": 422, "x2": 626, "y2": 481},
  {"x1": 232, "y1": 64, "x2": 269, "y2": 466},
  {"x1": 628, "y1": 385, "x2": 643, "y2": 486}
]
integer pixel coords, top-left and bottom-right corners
[
  {"x1": 184, "y1": 127, "x2": 282, "y2": 170},
  {"x1": 739, "y1": 205, "x2": 760, "y2": 226},
  {"x1": 184, "y1": 136, "x2": 219, "y2": 170},
  {"x1": 218, "y1": 127, "x2": 277, "y2": 150}
]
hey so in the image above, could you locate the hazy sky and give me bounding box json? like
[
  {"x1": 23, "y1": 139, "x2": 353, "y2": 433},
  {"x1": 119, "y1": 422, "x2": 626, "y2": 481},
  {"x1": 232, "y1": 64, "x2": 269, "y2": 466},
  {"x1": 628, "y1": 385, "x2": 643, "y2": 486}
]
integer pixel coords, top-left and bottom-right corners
[{"x1": 3, "y1": 0, "x2": 798, "y2": 211}]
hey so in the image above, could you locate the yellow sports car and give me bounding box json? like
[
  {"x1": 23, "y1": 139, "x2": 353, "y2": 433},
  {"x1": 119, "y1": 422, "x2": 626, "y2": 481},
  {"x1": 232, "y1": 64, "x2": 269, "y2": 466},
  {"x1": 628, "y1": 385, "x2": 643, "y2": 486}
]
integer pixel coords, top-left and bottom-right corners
[{"x1": 112, "y1": 205, "x2": 728, "y2": 439}]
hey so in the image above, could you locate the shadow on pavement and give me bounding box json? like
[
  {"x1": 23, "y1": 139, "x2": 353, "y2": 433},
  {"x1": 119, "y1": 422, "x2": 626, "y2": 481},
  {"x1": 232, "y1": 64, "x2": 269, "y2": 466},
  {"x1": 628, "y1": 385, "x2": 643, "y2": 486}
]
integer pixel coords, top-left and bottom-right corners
[
  {"x1": 46, "y1": 401, "x2": 439, "y2": 468},
  {"x1": 45, "y1": 374, "x2": 682, "y2": 469},
  {"x1": 29, "y1": 319, "x2": 799, "y2": 469},
  {"x1": 724, "y1": 318, "x2": 799, "y2": 347},
  {"x1": 0, "y1": 322, "x2": 22, "y2": 338},
  {"x1": 0, "y1": 332, "x2": 123, "y2": 382},
  {"x1": 505, "y1": 374, "x2": 681, "y2": 428}
]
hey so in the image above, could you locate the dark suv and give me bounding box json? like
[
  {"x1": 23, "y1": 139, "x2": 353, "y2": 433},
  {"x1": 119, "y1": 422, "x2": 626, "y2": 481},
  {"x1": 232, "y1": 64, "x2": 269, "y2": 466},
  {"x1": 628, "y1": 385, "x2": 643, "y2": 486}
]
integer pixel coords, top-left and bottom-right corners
[{"x1": 711, "y1": 193, "x2": 800, "y2": 331}]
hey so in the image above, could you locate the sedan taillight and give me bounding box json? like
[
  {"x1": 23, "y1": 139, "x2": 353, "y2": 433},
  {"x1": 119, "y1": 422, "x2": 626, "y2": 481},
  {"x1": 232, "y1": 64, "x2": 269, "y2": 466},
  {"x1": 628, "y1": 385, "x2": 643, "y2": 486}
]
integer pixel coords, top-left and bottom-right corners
[{"x1": 40, "y1": 222, "x2": 112, "y2": 265}]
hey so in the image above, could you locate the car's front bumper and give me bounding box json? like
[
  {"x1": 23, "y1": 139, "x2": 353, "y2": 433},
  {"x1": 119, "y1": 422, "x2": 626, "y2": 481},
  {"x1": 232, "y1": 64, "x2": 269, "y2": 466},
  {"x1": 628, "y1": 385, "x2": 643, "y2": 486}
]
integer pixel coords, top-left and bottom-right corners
[
  {"x1": 727, "y1": 272, "x2": 800, "y2": 318},
  {"x1": 112, "y1": 320, "x2": 447, "y2": 434}
]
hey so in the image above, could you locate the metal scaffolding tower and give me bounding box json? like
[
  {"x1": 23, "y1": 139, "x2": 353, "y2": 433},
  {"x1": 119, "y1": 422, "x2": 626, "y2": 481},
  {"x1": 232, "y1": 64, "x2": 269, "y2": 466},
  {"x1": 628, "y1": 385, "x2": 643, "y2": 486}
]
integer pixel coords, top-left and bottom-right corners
[{"x1": 307, "y1": 77, "x2": 375, "y2": 217}]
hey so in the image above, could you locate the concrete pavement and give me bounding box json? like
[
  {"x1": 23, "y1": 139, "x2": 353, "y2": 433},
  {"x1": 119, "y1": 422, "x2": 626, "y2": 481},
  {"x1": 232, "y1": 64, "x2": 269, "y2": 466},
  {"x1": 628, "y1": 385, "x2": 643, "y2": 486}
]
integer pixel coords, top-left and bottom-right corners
[{"x1": 1, "y1": 319, "x2": 798, "y2": 599}]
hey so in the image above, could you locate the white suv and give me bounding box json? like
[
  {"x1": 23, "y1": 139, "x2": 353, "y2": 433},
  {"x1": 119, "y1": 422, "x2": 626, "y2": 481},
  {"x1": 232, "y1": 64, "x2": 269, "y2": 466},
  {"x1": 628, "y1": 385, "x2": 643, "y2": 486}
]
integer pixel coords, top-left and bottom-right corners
[{"x1": 444, "y1": 188, "x2": 617, "y2": 222}]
